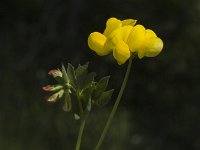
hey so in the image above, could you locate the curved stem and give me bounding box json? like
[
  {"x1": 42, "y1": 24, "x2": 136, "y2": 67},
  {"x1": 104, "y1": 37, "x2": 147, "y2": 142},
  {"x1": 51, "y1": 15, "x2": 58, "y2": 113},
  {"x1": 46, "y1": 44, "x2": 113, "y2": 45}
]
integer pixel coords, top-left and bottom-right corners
[
  {"x1": 75, "y1": 118, "x2": 86, "y2": 150},
  {"x1": 95, "y1": 57, "x2": 134, "y2": 150}
]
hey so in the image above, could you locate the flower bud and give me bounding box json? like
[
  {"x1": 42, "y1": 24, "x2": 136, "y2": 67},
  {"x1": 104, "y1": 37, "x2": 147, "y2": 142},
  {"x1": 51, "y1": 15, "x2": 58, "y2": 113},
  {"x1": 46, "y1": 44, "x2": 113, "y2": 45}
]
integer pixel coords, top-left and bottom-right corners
[
  {"x1": 47, "y1": 89, "x2": 64, "y2": 102},
  {"x1": 48, "y1": 69, "x2": 62, "y2": 78},
  {"x1": 42, "y1": 85, "x2": 63, "y2": 91}
]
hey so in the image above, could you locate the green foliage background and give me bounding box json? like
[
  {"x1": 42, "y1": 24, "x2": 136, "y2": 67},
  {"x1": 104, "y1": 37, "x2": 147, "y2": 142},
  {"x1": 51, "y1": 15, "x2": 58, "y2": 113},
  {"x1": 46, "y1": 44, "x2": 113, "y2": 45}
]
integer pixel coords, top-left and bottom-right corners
[{"x1": 0, "y1": 0, "x2": 200, "y2": 150}]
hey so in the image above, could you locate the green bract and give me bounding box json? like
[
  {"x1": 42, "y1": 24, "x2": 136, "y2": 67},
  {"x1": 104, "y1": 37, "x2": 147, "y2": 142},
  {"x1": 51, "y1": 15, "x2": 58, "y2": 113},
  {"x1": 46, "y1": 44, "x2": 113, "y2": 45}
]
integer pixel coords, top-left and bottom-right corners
[{"x1": 43, "y1": 62, "x2": 114, "y2": 120}]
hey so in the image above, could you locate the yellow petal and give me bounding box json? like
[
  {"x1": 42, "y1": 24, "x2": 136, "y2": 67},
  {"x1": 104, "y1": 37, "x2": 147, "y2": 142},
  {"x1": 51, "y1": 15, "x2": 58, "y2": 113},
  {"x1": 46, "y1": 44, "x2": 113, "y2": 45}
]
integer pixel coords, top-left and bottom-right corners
[
  {"x1": 106, "y1": 18, "x2": 119, "y2": 26},
  {"x1": 106, "y1": 28, "x2": 123, "y2": 49},
  {"x1": 127, "y1": 25, "x2": 145, "y2": 52},
  {"x1": 138, "y1": 29, "x2": 163, "y2": 58},
  {"x1": 137, "y1": 48, "x2": 146, "y2": 59},
  {"x1": 113, "y1": 41, "x2": 130, "y2": 65},
  {"x1": 143, "y1": 37, "x2": 163, "y2": 57},
  {"x1": 88, "y1": 32, "x2": 111, "y2": 56},
  {"x1": 136, "y1": 29, "x2": 163, "y2": 59},
  {"x1": 145, "y1": 29, "x2": 157, "y2": 38},
  {"x1": 103, "y1": 18, "x2": 122, "y2": 36},
  {"x1": 122, "y1": 19, "x2": 137, "y2": 26},
  {"x1": 121, "y1": 25, "x2": 133, "y2": 43}
]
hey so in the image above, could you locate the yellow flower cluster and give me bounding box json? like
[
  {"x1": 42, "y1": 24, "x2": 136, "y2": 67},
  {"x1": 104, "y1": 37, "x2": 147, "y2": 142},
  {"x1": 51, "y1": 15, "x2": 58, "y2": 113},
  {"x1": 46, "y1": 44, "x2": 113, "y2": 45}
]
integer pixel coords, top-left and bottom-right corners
[{"x1": 88, "y1": 17, "x2": 163, "y2": 65}]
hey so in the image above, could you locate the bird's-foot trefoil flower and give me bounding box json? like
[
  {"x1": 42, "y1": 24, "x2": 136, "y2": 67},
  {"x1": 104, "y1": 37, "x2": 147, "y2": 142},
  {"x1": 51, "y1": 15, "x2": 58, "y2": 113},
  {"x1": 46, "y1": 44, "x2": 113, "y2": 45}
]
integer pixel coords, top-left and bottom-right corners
[
  {"x1": 89, "y1": 17, "x2": 164, "y2": 150},
  {"x1": 88, "y1": 17, "x2": 163, "y2": 65},
  {"x1": 88, "y1": 18, "x2": 137, "y2": 57},
  {"x1": 43, "y1": 17, "x2": 164, "y2": 150}
]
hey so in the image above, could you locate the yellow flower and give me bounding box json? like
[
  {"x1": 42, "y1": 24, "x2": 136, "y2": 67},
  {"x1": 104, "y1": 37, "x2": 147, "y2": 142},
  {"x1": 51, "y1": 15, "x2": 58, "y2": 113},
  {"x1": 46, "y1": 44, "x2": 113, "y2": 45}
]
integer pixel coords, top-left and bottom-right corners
[
  {"x1": 137, "y1": 29, "x2": 163, "y2": 59},
  {"x1": 88, "y1": 17, "x2": 163, "y2": 65},
  {"x1": 88, "y1": 17, "x2": 137, "y2": 56},
  {"x1": 127, "y1": 26, "x2": 163, "y2": 59},
  {"x1": 88, "y1": 32, "x2": 109, "y2": 56}
]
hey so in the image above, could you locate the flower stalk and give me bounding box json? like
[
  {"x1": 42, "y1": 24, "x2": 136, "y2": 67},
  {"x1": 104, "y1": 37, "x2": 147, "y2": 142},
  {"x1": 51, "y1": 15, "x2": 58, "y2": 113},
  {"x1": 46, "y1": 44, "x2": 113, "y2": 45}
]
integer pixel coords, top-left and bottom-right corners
[
  {"x1": 75, "y1": 92, "x2": 85, "y2": 150},
  {"x1": 95, "y1": 56, "x2": 134, "y2": 150},
  {"x1": 75, "y1": 118, "x2": 86, "y2": 150}
]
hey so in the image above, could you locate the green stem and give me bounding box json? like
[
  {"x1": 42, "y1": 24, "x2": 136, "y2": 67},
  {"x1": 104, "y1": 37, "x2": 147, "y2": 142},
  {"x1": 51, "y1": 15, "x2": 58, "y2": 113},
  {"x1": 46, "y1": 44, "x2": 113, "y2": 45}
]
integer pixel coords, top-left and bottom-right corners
[
  {"x1": 75, "y1": 118, "x2": 86, "y2": 150},
  {"x1": 75, "y1": 92, "x2": 85, "y2": 150},
  {"x1": 95, "y1": 56, "x2": 134, "y2": 150}
]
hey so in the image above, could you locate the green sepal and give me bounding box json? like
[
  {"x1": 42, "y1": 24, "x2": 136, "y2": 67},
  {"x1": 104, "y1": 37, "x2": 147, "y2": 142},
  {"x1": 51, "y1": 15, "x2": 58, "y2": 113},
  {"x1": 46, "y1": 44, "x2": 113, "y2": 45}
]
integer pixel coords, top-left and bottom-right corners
[
  {"x1": 86, "y1": 97, "x2": 92, "y2": 112},
  {"x1": 54, "y1": 76, "x2": 65, "y2": 84},
  {"x1": 95, "y1": 89, "x2": 114, "y2": 107},
  {"x1": 67, "y1": 63, "x2": 76, "y2": 88},
  {"x1": 74, "y1": 113, "x2": 80, "y2": 120},
  {"x1": 62, "y1": 91, "x2": 72, "y2": 112},
  {"x1": 93, "y1": 76, "x2": 110, "y2": 98},
  {"x1": 61, "y1": 64, "x2": 70, "y2": 83}
]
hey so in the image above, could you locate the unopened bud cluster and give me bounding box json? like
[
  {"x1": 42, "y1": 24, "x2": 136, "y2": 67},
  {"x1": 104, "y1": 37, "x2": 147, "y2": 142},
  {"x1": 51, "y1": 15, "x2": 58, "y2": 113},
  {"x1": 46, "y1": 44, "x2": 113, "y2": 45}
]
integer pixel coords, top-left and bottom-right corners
[{"x1": 43, "y1": 62, "x2": 113, "y2": 120}]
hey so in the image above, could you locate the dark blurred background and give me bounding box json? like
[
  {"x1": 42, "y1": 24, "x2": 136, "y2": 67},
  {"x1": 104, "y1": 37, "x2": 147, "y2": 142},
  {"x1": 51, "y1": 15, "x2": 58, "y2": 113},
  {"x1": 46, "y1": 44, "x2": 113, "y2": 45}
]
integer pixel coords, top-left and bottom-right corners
[{"x1": 1, "y1": 0, "x2": 200, "y2": 150}]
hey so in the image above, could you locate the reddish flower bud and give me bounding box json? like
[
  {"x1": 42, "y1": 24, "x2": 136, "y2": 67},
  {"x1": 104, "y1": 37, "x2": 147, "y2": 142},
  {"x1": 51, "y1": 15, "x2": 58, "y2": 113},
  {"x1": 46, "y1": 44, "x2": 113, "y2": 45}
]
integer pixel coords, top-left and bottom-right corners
[
  {"x1": 48, "y1": 69, "x2": 62, "y2": 78},
  {"x1": 42, "y1": 85, "x2": 63, "y2": 91}
]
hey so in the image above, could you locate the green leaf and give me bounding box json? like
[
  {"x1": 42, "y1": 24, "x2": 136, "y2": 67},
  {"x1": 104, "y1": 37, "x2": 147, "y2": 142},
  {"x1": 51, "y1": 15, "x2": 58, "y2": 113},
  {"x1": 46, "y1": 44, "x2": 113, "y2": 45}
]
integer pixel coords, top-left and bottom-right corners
[
  {"x1": 75, "y1": 62, "x2": 89, "y2": 78},
  {"x1": 95, "y1": 89, "x2": 114, "y2": 107},
  {"x1": 93, "y1": 76, "x2": 110, "y2": 98},
  {"x1": 77, "y1": 72, "x2": 96, "y2": 90},
  {"x1": 62, "y1": 91, "x2": 72, "y2": 112},
  {"x1": 82, "y1": 62, "x2": 89, "y2": 70},
  {"x1": 81, "y1": 84, "x2": 95, "y2": 111},
  {"x1": 67, "y1": 63, "x2": 76, "y2": 88},
  {"x1": 82, "y1": 85, "x2": 94, "y2": 100},
  {"x1": 61, "y1": 64, "x2": 70, "y2": 83}
]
